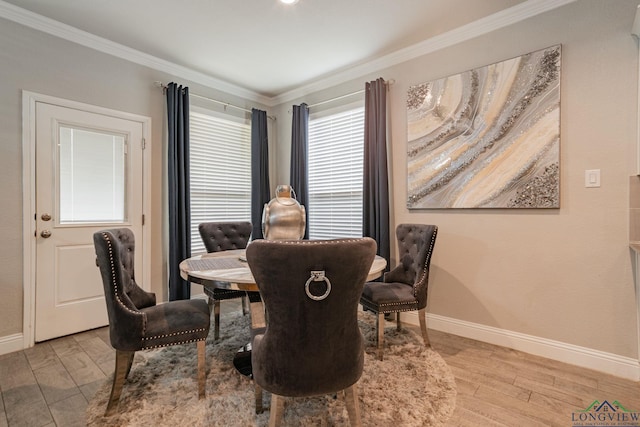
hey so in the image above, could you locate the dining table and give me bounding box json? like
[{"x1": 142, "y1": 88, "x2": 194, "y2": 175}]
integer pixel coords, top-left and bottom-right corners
[{"x1": 179, "y1": 247, "x2": 387, "y2": 377}]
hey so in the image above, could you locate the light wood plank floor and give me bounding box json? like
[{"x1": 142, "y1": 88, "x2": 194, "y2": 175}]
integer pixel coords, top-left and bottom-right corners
[{"x1": 1, "y1": 302, "x2": 638, "y2": 426}]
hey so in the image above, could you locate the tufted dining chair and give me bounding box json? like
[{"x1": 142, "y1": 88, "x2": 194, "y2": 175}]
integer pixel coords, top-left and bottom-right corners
[
  {"x1": 198, "y1": 221, "x2": 253, "y2": 340},
  {"x1": 93, "y1": 228, "x2": 210, "y2": 416},
  {"x1": 360, "y1": 224, "x2": 438, "y2": 360},
  {"x1": 247, "y1": 238, "x2": 376, "y2": 426}
]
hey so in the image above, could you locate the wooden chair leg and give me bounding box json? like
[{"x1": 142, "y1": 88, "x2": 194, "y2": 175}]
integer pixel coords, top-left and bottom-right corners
[
  {"x1": 269, "y1": 393, "x2": 285, "y2": 427},
  {"x1": 242, "y1": 294, "x2": 249, "y2": 315},
  {"x1": 254, "y1": 383, "x2": 264, "y2": 414},
  {"x1": 214, "y1": 299, "x2": 221, "y2": 340},
  {"x1": 396, "y1": 311, "x2": 402, "y2": 331},
  {"x1": 105, "y1": 350, "x2": 134, "y2": 416},
  {"x1": 197, "y1": 340, "x2": 206, "y2": 398},
  {"x1": 418, "y1": 307, "x2": 431, "y2": 347},
  {"x1": 124, "y1": 350, "x2": 135, "y2": 379},
  {"x1": 377, "y1": 312, "x2": 385, "y2": 361},
  {"x1": 207, "y1": 296, "x2": 214, "y2": 323},
  {"x1": 344, "y1": 385, "x2": 362, "y2": 427}
]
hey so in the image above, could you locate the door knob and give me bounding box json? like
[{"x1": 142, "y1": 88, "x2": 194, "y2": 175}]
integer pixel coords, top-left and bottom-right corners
[
  {"x1": 41, "y1": 213, "x2": 52, "y2": 221},
  {"x1": 40, "y1": 230, "x2": 52, "y2": 238}
]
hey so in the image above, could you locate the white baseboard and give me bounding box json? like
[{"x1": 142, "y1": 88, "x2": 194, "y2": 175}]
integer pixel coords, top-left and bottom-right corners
[
  {"x1": 400, "y1": 311, "x2": 640, "y2": 381},
  {"x1": 0, "y1": 333, "x2": 25, "y2": 356}
]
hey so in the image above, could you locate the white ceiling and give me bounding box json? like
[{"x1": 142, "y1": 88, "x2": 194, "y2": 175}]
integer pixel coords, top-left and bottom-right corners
[{"x1": 2, "y1": 0, "x2": 573, "y2": 102}]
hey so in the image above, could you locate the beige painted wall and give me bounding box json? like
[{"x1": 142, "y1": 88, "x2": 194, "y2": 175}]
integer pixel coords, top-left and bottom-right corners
[
  {"x1": 0, "y1": 18, "x2": 267, "y2": 339},
  {"x1": 274, "y1": 0, "x2": 640, "y2": 358}
]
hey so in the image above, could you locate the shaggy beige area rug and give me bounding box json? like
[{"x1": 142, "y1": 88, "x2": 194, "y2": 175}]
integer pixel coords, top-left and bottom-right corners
[{"x1": 86, "y1": 311, "x2": 456, "y2": 426}]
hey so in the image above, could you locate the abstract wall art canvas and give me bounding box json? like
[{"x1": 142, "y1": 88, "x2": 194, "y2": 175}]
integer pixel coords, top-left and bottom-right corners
[{"x1": 406, "y1": 45, "x2": 561, "y2": 209}]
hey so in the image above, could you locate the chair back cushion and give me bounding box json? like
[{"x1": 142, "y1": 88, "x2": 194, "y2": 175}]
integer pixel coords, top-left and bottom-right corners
[
  {"x1": 385, "y1": 224, "x2": 438, "y2": 308},
  {"x1": 198, "y1": 221, "x2": 252, "y2": 253},
  {"x1": 247, "y1": 238, "x2": 376, "y2": 397}
]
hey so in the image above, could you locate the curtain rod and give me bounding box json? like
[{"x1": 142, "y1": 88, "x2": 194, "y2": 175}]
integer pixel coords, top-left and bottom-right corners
[
  {"x1": 307, "y1": 79, "x2": 395, "y2": 109},
  {"x1": 155, "y1": 81, "x2": 273, "y2": 118},
  {"x1": 157, "y1": 78, "x2": 394, "y2": 116}
]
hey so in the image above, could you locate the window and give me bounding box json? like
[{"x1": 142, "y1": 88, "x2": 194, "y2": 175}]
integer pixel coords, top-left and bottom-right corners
[
  {"x1": 308, "y1": 106, "x2": 364, "y2": 239},
  {"x1": 189, "y1": 109, "x2": 251, "y2": 254}
]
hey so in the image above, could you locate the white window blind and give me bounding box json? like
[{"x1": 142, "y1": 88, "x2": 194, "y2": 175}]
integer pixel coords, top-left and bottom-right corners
[
  {"x1": 58, "y1": 126, "x2": 126, "y2": 223},
  {"x1": 308, "y1": 107, "x2": 364, "y2": 240},
  {"x1": 189, "y1": 110, "x2": 251, "y2": 254}
]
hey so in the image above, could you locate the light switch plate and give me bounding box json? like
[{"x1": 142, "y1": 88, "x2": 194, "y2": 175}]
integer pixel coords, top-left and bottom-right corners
[{"x1": 585, "y1": 169, "x2": 600, "y2": 188}]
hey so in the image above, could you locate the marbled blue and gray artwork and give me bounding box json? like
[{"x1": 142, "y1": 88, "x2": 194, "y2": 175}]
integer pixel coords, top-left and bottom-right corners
[{"x1": 406, "y1": 45, "x2": 560, "y2": 209}]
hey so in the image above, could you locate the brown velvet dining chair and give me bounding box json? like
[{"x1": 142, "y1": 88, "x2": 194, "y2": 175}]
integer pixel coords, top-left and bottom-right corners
[
  {"x1": 360, "y1": 224, "x2": 438, "y2": 360},
  {"x1": 198, "y1": 221, "x2": 253, "y2": 340},
  {"x1": 247, "y1": 237, "x2": 377, "y2": 426},
  {"x1": 93, "y1": 228, "x2": 210, "y2": 416}
]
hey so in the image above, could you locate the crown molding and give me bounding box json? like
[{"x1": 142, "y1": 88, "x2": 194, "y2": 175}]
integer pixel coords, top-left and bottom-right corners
[
  {"x1": 272, "y1": 0, "x2": 577, "y2": 105},
  {"x1": 1, "y1": 0, "x2": 576, "y2": 107},
  {"x1": 0, "y1": 0, "x2": 270, "y2": 105}
]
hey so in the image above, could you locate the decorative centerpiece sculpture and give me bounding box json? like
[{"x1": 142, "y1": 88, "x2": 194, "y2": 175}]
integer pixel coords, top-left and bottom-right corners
[{"x1": 262, "y1": 185, "x2": 306, "y2": 240}]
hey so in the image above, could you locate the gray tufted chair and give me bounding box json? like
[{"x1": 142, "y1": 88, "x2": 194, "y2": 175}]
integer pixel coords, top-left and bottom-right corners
[
  {"x1": 247, "y1": 238, "x2": 376, "y2": 426},
  {"x1": 198, "y1": 221, "x2": 254, "y2": 340},
  {"x1": 360, "y1": 224, "x2": 438, "y2": 360},
  {"x1": 93, "y1": 228, "x2": 210, "y2": 416}
]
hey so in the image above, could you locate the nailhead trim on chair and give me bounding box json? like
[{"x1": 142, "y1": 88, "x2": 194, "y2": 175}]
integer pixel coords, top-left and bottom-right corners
[
  {"x1": 361, "y1": 299, "x2": 418, "y2": 314},
  {"x1": 413, "y1": 228, "x2": 437, "y2": 299},
  {"x1": 102, "y1": 232, "x2": 147, "y2": 336},
  {"x1": 142, "y1": 328, "x2": 209, "y2": 342},
  {"x1": 142, "y1": 336, "x2": 206, "y2": 350},
  {"x1": 258, "y1": 238, "x2": 365, "y2": 246}
]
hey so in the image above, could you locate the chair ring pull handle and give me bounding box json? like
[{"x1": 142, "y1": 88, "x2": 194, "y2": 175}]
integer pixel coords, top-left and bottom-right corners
[{"x1": 305, "y1": 270, "x2": 331, "y2": 301}]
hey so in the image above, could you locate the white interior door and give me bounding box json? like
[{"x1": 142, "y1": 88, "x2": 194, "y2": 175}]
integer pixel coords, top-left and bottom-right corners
[{"x1": 34, "y1": 102, "x2": 145, "y2": 342}]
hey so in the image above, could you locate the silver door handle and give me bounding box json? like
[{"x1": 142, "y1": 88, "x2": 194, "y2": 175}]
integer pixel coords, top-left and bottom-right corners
[{"x1": 40, "y1": 230, "x2": 52, "y2": 238}]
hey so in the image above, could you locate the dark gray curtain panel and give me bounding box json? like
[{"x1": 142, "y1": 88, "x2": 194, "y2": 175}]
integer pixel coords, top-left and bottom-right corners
[
  {"x1": 166, "y1": 82, "x2": 191, "y2": 300},
  {"x1": 363, "y1": 78, "x2": 390, "y2": 268},
  {"x1": 290, "y1": 103, "x2": 309, "y2": 239},
  {"x1": 251, "y1": 108, "x2": 270, "y2": 239}
]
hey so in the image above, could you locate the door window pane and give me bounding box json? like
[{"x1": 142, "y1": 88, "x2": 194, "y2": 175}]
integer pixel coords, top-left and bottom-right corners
[{"x1": 58, "y1": 126, "x2": 126, "y2": 223}]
